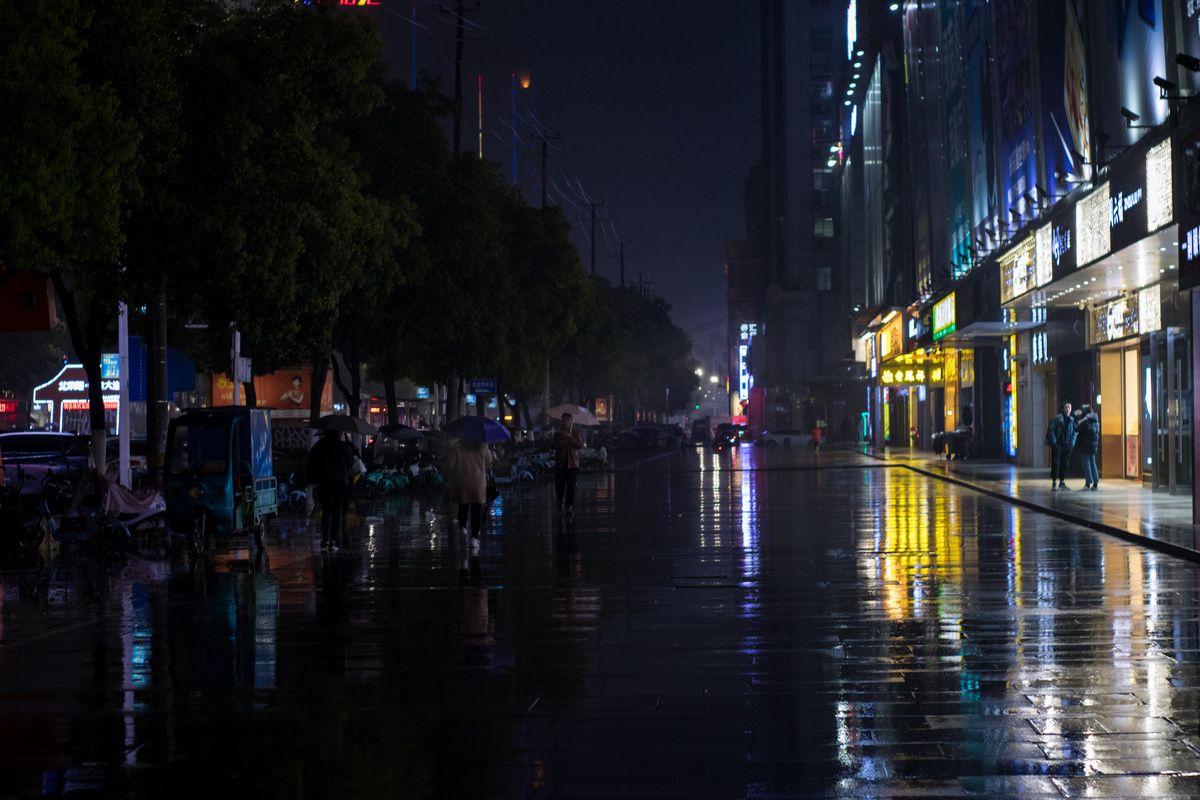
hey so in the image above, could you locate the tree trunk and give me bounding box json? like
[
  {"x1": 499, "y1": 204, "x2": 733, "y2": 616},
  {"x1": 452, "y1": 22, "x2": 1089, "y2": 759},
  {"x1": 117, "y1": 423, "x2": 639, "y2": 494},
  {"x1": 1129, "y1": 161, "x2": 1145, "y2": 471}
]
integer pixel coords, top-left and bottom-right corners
[
  {"x1": 309, "y1": 348, "x2": 329, "y2": 427},
  {"x1": 446, "y1": 370, "x2": 460, "y2": 423},
  {"x1": 51, "y1": 273, "x2": 111, "y2": 473},
  {"x1": 147, "y1": 279, "x2": 169, "y2": 486}
]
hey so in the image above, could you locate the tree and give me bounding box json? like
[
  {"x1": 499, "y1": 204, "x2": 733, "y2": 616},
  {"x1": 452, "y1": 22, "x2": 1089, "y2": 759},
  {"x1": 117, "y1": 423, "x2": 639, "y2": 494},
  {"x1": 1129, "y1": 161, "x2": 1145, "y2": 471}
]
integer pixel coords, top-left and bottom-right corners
[
  {"x1": 161, "y1": 0, "x2": 392, "y2": 427},
  {"x1": 0, "y1": 0, "x2": 179, "y2": 466}
]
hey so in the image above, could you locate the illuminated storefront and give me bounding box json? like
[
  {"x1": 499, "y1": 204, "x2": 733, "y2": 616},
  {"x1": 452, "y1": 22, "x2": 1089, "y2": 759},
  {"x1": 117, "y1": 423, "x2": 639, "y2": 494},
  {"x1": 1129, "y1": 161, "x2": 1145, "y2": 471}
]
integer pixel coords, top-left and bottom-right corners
[{"x1": 1000, "y1": 137, "x2": 1188, "y2": 491}]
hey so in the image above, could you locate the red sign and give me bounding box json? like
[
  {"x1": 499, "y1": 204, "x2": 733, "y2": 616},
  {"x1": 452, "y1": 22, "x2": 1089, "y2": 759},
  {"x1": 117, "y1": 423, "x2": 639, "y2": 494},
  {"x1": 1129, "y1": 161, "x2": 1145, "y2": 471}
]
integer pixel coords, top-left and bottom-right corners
[{"x1": 0, "y1": 400, "x2": 16, "y2": 414}]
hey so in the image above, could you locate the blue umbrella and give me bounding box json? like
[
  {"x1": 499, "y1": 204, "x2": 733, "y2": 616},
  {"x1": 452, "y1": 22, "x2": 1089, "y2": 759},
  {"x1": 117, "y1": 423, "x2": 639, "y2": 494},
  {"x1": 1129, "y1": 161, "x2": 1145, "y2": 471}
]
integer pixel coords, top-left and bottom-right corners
[{"x1": 445, "y1": 415, "x2": 511, "y2": 443}]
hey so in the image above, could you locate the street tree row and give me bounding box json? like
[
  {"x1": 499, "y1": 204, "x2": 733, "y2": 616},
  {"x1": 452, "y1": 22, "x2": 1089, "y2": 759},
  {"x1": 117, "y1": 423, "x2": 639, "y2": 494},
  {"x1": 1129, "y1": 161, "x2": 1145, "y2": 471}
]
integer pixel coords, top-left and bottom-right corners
[{"x1": 0, "y1": 0, "x2": 699, "y2": 466}]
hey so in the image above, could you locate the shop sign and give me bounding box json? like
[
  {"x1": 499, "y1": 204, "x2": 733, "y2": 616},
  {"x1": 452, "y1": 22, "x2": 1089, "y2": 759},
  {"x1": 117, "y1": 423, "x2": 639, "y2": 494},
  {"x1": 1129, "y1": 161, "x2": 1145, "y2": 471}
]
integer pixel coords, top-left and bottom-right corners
[
  {"x1": 32, "y1": 362, "x2": 121, "y2": 431},
  {"x1": 416, "y1": 387, "x2": 429, "y2": 400},
  {"x1": 879, "y1": 360, "x2": 942, "y2": 388},
  {"x1": 1038, "y1": 214, "x2": 1074, "y2": 283},
  {"x1": 1108, "y1": 159, "x2": 1147, "y2": 253},
  {"x1": 1000, "y1": 236, "x2": 1036, "y2": 303},
  {"x1": 878, "y1": 315, "x2": 903, "y2": 360},
  {"x1": 932, "y1": 294, "x2": 956, "y2": 341},
  {"x1": 1092, "y1": 294, "x2": 1140, "y2": 344},
  {"x1": 1138, "y1": 284, "x2": 1161, "y2": 334},
  {"x1": 1180, "y1": 211, "x2": 1200, "y2": 291},
  {"x1": 1076, "y1": 182, "x2": 1111, "y2": 267},
  {"x1": 1146, "y1": 139, "x2": 1172, "y2": 232}
]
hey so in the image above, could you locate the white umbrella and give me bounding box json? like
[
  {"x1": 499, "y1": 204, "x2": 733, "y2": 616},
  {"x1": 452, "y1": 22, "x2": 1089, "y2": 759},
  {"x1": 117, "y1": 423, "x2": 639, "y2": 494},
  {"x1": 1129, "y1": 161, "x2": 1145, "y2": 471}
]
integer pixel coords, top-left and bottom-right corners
[{"x1": 548, "y1": 404, "x2": 600, "y2": 426}]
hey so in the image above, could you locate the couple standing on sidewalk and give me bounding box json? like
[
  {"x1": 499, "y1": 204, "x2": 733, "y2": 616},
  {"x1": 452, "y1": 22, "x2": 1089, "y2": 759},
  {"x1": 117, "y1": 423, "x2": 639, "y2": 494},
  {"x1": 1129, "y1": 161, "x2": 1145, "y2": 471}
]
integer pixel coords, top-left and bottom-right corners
[{"x1": 1045, "y1": 401, "x2": 1100, "y2": 491}]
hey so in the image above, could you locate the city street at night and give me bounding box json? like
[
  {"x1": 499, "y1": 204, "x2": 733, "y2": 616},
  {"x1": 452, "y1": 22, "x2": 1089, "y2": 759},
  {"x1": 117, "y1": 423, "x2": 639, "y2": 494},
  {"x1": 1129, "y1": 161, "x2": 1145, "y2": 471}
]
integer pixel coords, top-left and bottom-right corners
[{"x1": 4, "y1": 447, "x2": 1200, "y2": 799}]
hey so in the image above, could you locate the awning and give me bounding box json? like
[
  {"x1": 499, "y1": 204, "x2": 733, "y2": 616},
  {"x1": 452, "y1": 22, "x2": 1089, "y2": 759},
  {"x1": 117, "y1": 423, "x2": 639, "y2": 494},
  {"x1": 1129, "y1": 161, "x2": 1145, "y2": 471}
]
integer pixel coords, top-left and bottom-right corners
[{"x1": 1004, "y1": 226, "x2": 1178, "y2": 309}]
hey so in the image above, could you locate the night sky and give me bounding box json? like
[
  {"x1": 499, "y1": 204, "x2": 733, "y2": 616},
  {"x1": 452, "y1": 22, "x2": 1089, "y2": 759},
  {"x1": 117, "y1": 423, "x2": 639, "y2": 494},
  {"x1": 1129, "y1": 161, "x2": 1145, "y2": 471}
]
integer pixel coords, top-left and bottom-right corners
[{"x1": 368, "y1": 1, "x2": 761, "y2": 356}]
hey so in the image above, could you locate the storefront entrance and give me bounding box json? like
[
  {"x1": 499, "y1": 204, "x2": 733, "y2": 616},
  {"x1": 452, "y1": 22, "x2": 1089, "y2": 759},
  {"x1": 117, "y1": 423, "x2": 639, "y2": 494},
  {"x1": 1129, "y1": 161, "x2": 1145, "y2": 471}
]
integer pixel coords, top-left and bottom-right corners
[
  {"x1": 1149, "y1": 329, "x2": 1193, "y2": 494},
  {"x1": 1098, "y1": 344, "x2": 1141, "y2": 480}
]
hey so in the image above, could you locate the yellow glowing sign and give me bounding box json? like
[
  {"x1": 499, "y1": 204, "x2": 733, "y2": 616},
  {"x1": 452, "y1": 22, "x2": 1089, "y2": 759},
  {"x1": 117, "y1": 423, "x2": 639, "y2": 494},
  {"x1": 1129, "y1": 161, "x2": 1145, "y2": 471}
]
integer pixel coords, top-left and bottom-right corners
[{"x1": 879, "y1": 356, "x2": 943, "y2": 387}]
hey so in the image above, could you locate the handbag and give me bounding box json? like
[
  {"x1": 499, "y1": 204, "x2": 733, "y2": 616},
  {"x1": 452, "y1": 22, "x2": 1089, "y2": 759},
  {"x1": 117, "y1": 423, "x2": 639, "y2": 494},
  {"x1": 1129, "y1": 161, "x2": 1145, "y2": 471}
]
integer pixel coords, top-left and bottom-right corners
[{"x1": 350, "y1": 456, "x2": 367, "y2": 477}]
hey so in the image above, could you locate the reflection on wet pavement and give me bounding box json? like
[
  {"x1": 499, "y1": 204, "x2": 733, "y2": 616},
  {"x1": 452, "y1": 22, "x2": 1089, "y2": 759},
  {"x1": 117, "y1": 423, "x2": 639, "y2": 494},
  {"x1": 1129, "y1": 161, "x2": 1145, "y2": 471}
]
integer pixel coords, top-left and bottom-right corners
[{"x1": 2, "y1": 446, "x2": 1200, "y2": 797}]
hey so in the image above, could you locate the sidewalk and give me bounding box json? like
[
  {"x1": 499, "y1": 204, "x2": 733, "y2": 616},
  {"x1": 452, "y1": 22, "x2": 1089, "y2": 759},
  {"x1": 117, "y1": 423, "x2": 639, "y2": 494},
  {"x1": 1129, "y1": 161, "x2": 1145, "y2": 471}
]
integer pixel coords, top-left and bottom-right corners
[{"x1": 872, "y1": 445, "x2": 1200, "y2": 562}]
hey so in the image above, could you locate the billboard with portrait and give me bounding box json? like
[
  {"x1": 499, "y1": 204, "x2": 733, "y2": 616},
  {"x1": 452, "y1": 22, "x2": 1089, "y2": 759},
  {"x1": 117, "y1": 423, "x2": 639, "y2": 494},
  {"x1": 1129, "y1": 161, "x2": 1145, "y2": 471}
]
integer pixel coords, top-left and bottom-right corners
[{"x1": 1038, "y1": 0, "x2": 1091, "y2": 196}]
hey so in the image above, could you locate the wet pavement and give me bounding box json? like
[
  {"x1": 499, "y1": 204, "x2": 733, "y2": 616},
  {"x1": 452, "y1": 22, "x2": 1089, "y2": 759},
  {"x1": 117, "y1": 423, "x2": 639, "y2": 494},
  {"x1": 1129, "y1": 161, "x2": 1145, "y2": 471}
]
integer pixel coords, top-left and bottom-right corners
[{"x1": 4, "y1": 446, "x2": 1200, "y2": 798}]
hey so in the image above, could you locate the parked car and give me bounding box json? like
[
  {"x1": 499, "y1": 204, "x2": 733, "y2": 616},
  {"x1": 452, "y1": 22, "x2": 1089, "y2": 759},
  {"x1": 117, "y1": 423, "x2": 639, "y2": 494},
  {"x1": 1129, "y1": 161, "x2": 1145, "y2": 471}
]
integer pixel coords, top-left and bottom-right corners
[
  {"x1": 0, "y1": 431, "x2": 90, "y2": 471},
  {"x1": 690, "y1": 417, "x2": 713, "y2": 446},
  {"x1": 755, "y1": 428, "x2": 812, "y2": 447},
  {"x1": 0, "y1": 431, "x2": 91, "y2": 492}
]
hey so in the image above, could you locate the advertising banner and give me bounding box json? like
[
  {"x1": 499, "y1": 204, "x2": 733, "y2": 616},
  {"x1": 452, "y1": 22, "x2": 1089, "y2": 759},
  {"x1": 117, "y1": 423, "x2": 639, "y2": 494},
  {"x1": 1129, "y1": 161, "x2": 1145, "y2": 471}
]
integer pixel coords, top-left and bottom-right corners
[
  {"x1": 211, "y1": 368, "x2": 334, "y2": 418},
  {"x1": 1037, "y1": 0, "x2": 1091, "y2": 196},
  {"x1": 966, "y1": 6, "x2": 998, "y2": 244},
  {"x1": 1088, "y1": 0, "x2": 1166, "y2": 147},
  {"x1": 941, "y1": 0, "x2": 971, "y2": 277},
  {"x1": 993, "y1": 0, "x2": 1037, "y2": 231},
  {"x1": 905, "y1": 1, "x2": 949, "y2": 286}
]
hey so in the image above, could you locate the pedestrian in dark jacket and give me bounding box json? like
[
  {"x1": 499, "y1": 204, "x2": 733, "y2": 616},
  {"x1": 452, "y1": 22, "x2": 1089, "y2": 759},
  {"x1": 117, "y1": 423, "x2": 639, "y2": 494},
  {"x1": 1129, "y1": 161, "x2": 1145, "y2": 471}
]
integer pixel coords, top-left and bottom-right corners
[
  {"x1": 307, "y1": 429, "x2": 353, "y2": 549},
  {"x1": 1044, "y1": 402, "x2": 1077, "y2": 490},
  {"x1": 1074, "y1": 403, "x2": 1100, "y2": 490}
]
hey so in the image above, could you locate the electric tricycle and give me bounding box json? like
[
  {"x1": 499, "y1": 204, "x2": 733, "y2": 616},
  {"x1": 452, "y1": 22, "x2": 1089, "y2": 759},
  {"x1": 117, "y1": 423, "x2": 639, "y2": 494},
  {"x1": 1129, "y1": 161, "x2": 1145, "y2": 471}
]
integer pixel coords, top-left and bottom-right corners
[{"x1": 164, "y1": 407, "x2": 277, "y2": 554}]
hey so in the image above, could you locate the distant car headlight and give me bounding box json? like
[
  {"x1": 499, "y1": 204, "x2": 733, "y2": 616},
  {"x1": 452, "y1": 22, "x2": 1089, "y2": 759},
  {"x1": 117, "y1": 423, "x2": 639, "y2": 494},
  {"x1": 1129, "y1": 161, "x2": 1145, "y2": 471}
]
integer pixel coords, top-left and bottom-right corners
[{"x1": 188, "y1": 485, "x2": 206, "y2": 500}]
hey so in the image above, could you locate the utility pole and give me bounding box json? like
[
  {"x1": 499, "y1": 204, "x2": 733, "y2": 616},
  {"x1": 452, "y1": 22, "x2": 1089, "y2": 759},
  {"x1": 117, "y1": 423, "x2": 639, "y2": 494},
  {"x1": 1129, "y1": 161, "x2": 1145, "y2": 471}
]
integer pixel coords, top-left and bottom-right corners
[
  {"x1": 618, "y1": 238, "x2": 631, "y2": 289},
  {"x1": 531, "y1": 126, "x2": 560, "y2": 208},
  {"x1": 450, "y1": 2, "x2": 484, "y2": 162},
  {"x1": 585, "y1": 200, "x2": 606, "y2": 276}
]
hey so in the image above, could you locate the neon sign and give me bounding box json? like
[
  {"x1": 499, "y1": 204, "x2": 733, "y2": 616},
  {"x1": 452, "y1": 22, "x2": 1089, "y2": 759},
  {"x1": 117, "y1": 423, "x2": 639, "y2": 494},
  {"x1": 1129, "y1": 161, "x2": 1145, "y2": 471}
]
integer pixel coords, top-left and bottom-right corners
[{"x1": 932, "y1": 294, "x2": 956, "y2": 341}]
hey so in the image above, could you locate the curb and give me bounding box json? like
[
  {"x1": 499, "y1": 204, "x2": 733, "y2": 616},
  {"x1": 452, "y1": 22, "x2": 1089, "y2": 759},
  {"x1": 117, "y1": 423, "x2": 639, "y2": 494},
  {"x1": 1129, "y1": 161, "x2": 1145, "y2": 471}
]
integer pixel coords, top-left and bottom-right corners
[{"x1": 868, "y1": 452, "x2": 1200, "y2": 565}]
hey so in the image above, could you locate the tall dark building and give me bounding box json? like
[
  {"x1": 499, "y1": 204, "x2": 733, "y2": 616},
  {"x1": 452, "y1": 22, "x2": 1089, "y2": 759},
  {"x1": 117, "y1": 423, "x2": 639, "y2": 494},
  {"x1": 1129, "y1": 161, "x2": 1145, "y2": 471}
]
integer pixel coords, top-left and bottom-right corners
[{"x1": 751, "y1": 0, "x2": 853, "y2": 431}]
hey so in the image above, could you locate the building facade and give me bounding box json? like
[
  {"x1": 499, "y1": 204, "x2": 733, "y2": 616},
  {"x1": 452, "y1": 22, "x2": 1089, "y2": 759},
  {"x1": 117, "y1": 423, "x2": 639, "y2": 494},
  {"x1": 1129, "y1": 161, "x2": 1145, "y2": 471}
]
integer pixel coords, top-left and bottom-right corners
[{"x1": 837, "y1": 0, "x2": 1200, "y2": 513}]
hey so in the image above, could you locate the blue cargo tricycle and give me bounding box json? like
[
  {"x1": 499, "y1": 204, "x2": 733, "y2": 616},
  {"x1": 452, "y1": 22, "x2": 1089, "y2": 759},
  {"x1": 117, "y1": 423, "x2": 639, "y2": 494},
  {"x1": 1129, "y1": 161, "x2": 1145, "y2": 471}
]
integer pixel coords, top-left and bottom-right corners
[{"x1": 164, "y1": 407, "x2": 277, "y2": 554}]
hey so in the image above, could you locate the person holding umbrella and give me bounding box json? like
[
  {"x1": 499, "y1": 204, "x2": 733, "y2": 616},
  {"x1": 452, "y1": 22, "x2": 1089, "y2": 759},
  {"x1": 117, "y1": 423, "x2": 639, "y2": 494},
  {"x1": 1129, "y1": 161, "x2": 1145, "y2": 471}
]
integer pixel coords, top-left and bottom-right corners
[
  {"x1": 306, "y1": 429, "x2": 354, "y2": 550},
  {"x1": 551, "y1": 412, "x2": 583, "y2": 515},
  {"x1": 446, "y1": 438, "x2": 493, "y2": 543},
  {"x1": 443, "y1": 415, "x2": 509, "y2": 543}
]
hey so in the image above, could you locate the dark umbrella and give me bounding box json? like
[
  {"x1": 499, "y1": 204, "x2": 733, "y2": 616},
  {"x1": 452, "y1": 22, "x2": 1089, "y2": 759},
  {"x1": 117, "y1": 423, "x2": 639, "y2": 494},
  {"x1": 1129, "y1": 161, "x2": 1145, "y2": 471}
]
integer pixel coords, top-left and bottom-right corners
[
  {"x1": 311, "y1": 414, "x2": 377, "y2": 435},
  {"x1": 445, "y1": 415, "x2": 511, "y2": 443},
  {"x1": 380, "y1": 423, "x2": 424, "y2": 442}
]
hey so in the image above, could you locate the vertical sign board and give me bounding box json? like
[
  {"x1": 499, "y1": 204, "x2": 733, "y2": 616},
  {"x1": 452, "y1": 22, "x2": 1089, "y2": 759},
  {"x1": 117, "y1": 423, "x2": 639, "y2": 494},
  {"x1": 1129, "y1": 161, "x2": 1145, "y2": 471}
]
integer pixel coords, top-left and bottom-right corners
[
  {"x1": 933, "y1": 293, "x2": 957, "y2": 341},
  {"x1": 1181, "y1": 212, "x2": 1200, "y2": 291},
  {"x1": 1108, "y1": 158, "x2": 1147, "y2": 254},
  {"x1": 1044, "y1": 208, "x2": 1077, "y2": 284}
]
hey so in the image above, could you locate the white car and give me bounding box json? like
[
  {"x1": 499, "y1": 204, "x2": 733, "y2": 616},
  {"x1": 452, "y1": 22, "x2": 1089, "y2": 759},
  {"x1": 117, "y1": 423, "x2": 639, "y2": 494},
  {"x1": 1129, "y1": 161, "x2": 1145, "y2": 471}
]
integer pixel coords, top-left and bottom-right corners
[{"x1": 755, "y1": 428, "x2": 812, "y2": 447}]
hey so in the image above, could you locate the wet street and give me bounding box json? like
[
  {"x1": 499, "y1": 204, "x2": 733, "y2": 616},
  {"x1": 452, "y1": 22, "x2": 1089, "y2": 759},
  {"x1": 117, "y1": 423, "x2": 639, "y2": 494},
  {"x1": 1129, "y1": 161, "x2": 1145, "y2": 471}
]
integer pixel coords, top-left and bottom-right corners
[{"x1": 4, "y1": 446, "x2": 1200, "y2": 799}]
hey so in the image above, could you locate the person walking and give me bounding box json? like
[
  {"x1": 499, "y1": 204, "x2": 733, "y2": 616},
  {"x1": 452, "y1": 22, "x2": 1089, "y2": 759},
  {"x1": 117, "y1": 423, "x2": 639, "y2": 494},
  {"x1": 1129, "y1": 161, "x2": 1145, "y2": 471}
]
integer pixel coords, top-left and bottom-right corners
[
  {"x1": 306, "y1": 429, "x2": 354, "y2": 550},
  {"x1": 1074, "y1": 403, "x2": 1100, "y2": 491},
  {"x1": 1044, "y1": 401, "x2": 1077, "y2": 490},
  {"x1": 551, "y1": 412, "x2": 583, "y2": 515},
  {"x1": 446, "y1": 439, "x2": 493, "y2": 542}
]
